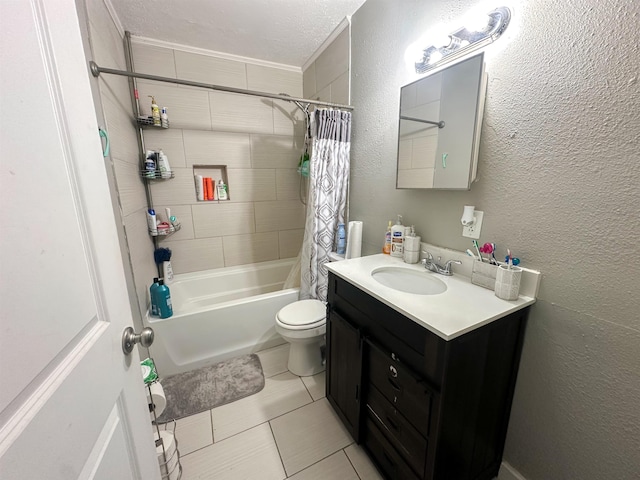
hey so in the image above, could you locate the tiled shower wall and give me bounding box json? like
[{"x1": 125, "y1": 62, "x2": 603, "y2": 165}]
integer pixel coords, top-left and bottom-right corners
[
  {"x1": 303, "y1": 26, "x2": 350, "y2": 105},
  {"x1": 132, "y1": 42, "x2": 307, "y2": 276}
]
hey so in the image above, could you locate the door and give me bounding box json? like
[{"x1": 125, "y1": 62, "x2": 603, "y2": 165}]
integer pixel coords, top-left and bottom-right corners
[
  {"x1": 326, "y1": 310, "x2": 363, "y2": 442},
  {"x1": 0, "y1": 1, "x2": 159, "y2": 479}
]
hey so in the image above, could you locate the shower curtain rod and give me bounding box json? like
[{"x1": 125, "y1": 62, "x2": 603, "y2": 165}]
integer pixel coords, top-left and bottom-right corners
[{"x1": 89, "y1": 61, "x2": 354, "y2": 111}]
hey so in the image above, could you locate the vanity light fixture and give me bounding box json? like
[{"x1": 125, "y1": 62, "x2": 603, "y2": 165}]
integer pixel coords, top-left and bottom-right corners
[{"x1": 414, "y1": 6, "x2": 511, "y2": 74}]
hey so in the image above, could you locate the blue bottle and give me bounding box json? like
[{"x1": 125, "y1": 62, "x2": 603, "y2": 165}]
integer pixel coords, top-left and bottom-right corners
[
  {"x1": 149, "y1": 277, "x2": 160, "y2": 316},
  {"x1": 156, "y1": 279, "x2": 173, "y2": 319},
  {"x1": 337, "y1": 223, "x2": 346, "y2": 255}
]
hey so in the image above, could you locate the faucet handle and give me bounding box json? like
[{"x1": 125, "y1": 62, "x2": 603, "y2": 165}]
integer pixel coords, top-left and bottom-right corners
[
  {"x1": 442, "y1": 259, "x2": 462, "y2": 275},
  {"x1": 421, "y1": 250, "x2": 434, "y2": 260}
]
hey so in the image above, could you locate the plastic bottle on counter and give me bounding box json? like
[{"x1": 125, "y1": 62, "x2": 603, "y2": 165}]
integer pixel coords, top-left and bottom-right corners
[
  {"x1": 390, "y1": 214, "x2": 404, "y2": 258},
  {"x1": 383, "y1": 220, "x2": 392, "y2": 254}
]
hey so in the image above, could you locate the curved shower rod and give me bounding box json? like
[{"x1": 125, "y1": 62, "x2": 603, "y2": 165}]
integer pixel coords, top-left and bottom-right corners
[{"x1": 89, "y1": 61, "x2": 354, "y2": 111}]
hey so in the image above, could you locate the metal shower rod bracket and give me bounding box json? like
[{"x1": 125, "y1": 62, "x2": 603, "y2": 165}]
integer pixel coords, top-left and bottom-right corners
[{"x1": 89, "y1": 61, "x2": 353, "y2": 111}]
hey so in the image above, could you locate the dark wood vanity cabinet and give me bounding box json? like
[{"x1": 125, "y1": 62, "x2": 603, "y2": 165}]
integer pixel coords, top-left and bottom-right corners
[{"x1": 326, "y1": 273, "x2": 529, "y2": 480}]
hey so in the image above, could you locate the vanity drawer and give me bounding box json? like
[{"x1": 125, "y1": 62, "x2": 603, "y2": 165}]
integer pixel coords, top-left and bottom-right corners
[
  {"x1": 367, "y1": 384, "x2": 427, "y2": 476},
  {"x1": 363, "y1": 417, "x2": 422, "y2": 480},
  {"x1": 367, "y1": 339, "x2": 432, "y2": 437}
]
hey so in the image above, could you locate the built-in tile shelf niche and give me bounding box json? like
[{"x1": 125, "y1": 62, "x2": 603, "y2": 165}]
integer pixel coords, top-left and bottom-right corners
[{"x1": 193, "y1": 165, "x2": 230, "y2": 202}]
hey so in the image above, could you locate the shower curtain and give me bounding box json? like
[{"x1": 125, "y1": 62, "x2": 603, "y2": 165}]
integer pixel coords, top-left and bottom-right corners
[{"x1": 300, "y1": 108, "x2": 352, "y2": 302}]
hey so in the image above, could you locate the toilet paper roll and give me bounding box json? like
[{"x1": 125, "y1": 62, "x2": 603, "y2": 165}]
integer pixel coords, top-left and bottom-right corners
[
  {"x1": 146, "y1": 381, "x2": 167, "y2": 420},
  {"x1": 155, "y1": 430, "x2": 179, "y2": 480},
  {"x1": 345, "y1": 221, "x2": 363, "y2": 259}
]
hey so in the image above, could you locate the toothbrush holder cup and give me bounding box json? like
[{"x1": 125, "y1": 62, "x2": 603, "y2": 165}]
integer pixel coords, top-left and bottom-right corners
[{"x1": 494, "y1": 265, "x2": 523, "y2": 301}]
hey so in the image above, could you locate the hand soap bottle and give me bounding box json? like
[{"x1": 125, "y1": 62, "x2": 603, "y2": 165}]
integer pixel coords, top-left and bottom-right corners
[{"x1": 390, "y1": 214, "x2": 404, "y2": 258}]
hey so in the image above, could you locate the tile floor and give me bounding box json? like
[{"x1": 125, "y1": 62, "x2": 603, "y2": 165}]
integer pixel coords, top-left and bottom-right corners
[{"x1": 169, "y1": 343, "x2": 384, "y2": 480}]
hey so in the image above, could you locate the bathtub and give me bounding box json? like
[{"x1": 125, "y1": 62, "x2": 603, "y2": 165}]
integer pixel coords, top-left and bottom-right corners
[{"x1": 146, "y1": 258, "x2": 299, "y2": 376}]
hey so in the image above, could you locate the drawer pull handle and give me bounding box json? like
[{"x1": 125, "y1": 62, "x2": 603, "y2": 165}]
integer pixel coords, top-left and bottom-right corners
[
  {"x1": 389, "y1": 365, "x2": 398, "y2": 377},
  {"x1": 388, "y1": 377, "x2": 401, "y2": 392}
]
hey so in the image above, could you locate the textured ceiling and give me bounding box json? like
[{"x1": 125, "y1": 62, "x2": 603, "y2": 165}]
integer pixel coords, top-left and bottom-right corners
[{"x1": 109, "y1": 0, "x2": 367, "y2": 67}]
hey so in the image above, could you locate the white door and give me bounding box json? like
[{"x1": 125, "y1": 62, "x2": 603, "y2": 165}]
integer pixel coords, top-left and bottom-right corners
[{"x1": 0, "y1": 1, "x2": 160, "y2": 479}]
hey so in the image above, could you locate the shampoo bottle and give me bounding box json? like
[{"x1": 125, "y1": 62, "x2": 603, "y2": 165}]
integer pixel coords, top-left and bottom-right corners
[
  {"x1": 146, "y1": 209, "x2": 157, "y2": 235},
  {"x1": 149, "y1": 277, "x2": 160, "y2": 316},
  {"x1": 161, "y1": 107, "x2": 169, "y2": 128},
  {"x1": 156, "y1": 279, "x2": 173, "y2": 319},
  {"x1": 217, "y1": 180, "x2": 228, "y2": 200},
  {"x1": 149, "y1": 96, "x2": 161, "y2": 126},
  {"x1": 390, "y1": 214, "x2": 404, "y2": 258},
  {"x1": 158, "y1": 149, "x2": 171, "y2": 178},
  {"x1": 383, "y1": 220, "x2": 392, "y2": 254}
]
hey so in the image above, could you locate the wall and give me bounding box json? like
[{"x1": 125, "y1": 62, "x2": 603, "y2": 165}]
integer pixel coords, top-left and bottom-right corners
[
  {"x1": 303, "y1": 21, "x2": 351, "y2": 105},
  {"x1": 132, "y1": 42, "x2": 306, "y2": 277},
  {"x1": 350, "y1": 1, "x2": 639, "y2": 479},
  {"x1": 76, "y1": 0, "x2": 150, "y2": 328},
  {"x1": 81, "y1": 0, "x2": 309, "y2": 318}
]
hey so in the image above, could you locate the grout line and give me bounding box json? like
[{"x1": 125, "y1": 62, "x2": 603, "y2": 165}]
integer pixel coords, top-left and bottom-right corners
[
  {"x1": 268, "y1": 421, "x2": 288, "y2": 478},
  {"x1": 343, "y1": 444, "x2": 364, "y2": 480},
  {"x1": 209, "y1": 408, "x2": 215, "y2": 444}
]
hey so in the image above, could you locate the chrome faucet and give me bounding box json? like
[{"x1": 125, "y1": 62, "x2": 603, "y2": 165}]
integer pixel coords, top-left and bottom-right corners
[{"x1": 421, "y1": 251, "x2": 462, "y2": 276}]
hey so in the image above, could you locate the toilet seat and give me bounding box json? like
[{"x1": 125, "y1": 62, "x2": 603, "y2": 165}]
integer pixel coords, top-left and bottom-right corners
[{"x1": 276, "y1": 299, "x2": 326, "y2": 330}]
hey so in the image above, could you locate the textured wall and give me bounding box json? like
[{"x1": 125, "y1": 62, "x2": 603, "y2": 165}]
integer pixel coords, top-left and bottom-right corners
[{"x1": 351, "y1": 0, "x2": 640, "y2": 479}]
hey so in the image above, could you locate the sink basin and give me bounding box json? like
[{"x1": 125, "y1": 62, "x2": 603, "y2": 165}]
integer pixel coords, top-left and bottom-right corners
[{"x1": 371, "y1": 267, "x2": 447, "y2": 295}]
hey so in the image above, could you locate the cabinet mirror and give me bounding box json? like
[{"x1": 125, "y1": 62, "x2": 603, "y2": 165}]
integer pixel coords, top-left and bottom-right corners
[{"x1": 396, "y1": 53, "x2": 487, "y2": 190}]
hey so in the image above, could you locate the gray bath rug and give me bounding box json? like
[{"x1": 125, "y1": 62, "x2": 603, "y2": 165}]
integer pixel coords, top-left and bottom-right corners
[{"x1": 155, "y1": 354, "x2": 265, "y2": 422}]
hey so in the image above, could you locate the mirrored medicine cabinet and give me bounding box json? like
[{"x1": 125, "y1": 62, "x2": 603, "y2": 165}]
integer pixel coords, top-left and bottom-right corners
[{"x1": 396, "y1": 53, "x2": 487, "y2": 190}]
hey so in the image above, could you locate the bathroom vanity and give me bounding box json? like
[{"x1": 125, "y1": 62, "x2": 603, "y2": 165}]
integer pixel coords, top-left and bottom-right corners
[{"x1": 325, "y1": 255, "x2": 536, "y2": 480}]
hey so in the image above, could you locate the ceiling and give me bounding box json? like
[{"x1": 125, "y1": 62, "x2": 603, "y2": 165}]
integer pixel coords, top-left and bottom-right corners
[{"x1": 109, "y1": 0, "x2": 367, "y2": 68}]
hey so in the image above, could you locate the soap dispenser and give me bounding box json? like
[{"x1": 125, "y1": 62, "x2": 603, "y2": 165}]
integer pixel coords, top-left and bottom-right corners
[
  {"x1": 390, "y1": 215, "x2": 404, "y2": 258},
  {"x1": 403, "y1": 225, "x2": 421, "y2": 264}
]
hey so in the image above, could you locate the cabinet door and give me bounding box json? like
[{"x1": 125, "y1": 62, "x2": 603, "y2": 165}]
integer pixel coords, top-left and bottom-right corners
[{"x1": 326, "y1": 309, "x2": 363, "y2": 442}]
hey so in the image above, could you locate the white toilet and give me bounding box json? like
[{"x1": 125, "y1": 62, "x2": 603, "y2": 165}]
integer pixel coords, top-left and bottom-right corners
[
  {"x1": 276, "y1": 253, "x2": 345, "y2": 376},
  {"x1": 275, "y1": 299, "x2": 327, "y2": 376}
]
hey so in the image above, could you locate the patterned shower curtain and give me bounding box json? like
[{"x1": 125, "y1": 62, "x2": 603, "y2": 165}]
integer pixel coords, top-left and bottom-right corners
[{"x1": 300, "y1": 108, "x2": 352, "y2": 302}]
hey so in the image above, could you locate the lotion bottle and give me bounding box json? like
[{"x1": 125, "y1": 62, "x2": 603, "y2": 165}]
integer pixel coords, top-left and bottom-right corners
[
  {"x1": 161, "y1": 107, "x2": 169, "y2": 128},
  {"x1": 390, "y1": 214, "x2": 404, "y2": 258}
]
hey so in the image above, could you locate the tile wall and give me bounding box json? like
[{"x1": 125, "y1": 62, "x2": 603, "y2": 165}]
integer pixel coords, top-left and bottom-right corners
[
  {"x1": 132, "y1": 42, "x2": 307, "y2": 275},
  {"x1": 303, "y1": 26, "x2": 350, "y2": 105}
]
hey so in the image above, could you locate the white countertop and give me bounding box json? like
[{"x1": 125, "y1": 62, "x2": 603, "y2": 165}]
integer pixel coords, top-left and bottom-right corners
[{"x1": 326, "y1": 254, "x2": 537, "y2": 341}]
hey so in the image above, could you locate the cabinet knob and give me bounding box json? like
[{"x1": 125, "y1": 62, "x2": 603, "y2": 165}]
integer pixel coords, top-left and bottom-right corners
[{"x1": 389, "y1": 365, "x2": 398, "y2": 378}]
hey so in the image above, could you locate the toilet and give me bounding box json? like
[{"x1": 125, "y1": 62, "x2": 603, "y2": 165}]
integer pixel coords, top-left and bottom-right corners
[
  {"x1": 275, "y1": 299, "x2": 327, "y2": 376},
  {"x1": 275, "y1": 252, "x2": 344, "y2": 376}
]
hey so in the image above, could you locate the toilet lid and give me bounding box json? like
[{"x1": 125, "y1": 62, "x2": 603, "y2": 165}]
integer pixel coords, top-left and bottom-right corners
[{"x1": 277, "y1": 299, "x2": 326, "y2": 327}]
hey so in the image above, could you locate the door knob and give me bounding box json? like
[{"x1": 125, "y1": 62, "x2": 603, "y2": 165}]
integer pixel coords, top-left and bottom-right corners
[{"x1": 122, "y1": 326, "x2": 154, "y2": 355}]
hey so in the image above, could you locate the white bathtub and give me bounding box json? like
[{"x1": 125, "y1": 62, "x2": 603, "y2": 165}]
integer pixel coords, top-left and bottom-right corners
[{"x1": 146, "y1": 258, "x2": 298, "y2": 376}]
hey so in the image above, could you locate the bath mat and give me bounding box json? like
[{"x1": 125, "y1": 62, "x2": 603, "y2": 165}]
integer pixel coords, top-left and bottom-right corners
[{"x1": 155, "y1": 354, "x2": 265, "y2": 422}]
